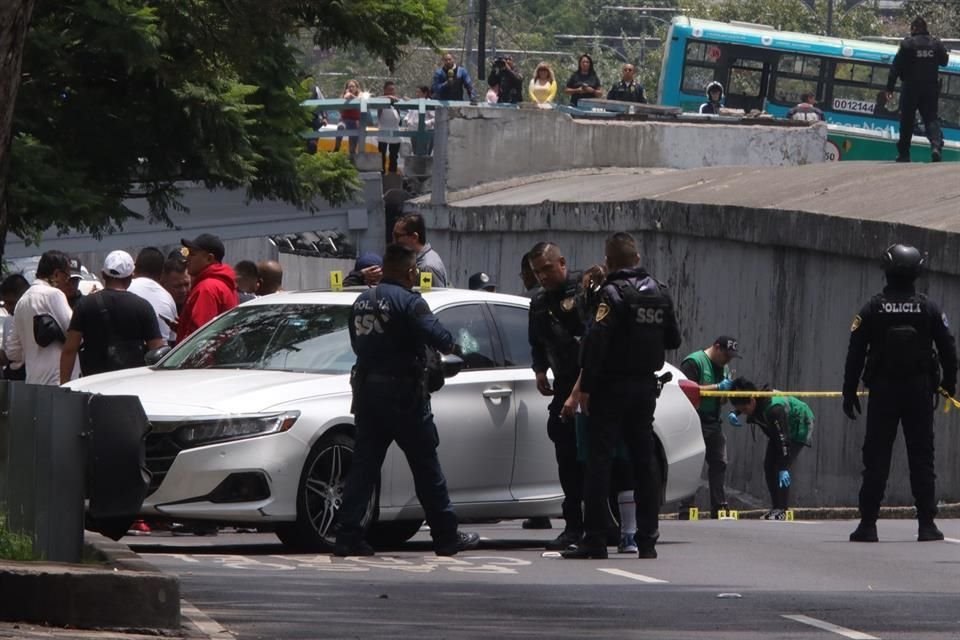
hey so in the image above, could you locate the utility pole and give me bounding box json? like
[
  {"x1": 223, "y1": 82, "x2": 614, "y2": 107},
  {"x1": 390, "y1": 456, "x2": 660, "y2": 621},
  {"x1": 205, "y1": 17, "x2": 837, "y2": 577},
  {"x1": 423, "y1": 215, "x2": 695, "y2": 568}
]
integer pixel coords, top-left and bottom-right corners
[
  {"x1": 478, "y1": 0, "x2": 488, "y2": 83},
  {"x1": 826, "y1": 0, "x2": 835, "y2": 37},
  {"x1": 464, "y1": 0, "x2": 474, "y2": 73}
]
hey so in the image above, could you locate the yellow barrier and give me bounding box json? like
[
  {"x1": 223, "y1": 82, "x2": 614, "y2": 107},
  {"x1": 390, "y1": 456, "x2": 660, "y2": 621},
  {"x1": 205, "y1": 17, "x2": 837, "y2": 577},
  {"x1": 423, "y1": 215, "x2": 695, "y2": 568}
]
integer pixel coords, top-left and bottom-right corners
[{"x1": 700, "y1": 387, "x2": 960, "y2": 413}]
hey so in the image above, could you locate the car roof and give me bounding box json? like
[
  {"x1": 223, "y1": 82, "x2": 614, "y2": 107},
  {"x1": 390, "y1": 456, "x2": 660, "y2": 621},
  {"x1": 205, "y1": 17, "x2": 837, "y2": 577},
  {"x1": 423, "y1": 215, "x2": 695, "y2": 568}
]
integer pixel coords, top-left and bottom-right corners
[{"x1": 244, "y1": 287, "x2": 531, "y2": 307}]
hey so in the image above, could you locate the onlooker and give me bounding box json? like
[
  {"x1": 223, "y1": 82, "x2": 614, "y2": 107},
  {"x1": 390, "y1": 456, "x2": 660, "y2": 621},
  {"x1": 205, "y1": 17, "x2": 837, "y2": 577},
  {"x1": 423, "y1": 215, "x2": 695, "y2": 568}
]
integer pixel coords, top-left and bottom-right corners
[
  {"x1": 64, "y1": 257, "x2": 86, "y2": 309},
  {"x1": 700, "y1": 81, "x2": 725, "y2": 115},
  {"x1": 128, "y1": 247, "x2": 179, "y2": 345},
  {"x1": 234, "y1": 260, "x2": 259, "y2": 303},
  {"x1": 468, "y1": 272, "x2": 497, "y2": 292},
  {"x1": 160, "y1": 256, "x2": 191, "y2": 313},
  {"x1": 786, "y1": 92, "x2": 824, "y2": 121},
  {"x1": 405, "y1": 86, "x2": 435, "y2": 156},
  {"x1": 519, "y1": 250, "x2": 540, "y2": 297},
  {"x1": 564, "y1": 54, "x2": 602, "y2": 107},
  {"x1": 529, "y1": 62, "x2": 557, "y2": 108},
  {"x1": 392, "y1": 213, "x2": 447, "y2": 288},
  {"x1": 343, "y1": 252, "x2": 383, "y2": 287},
  {"x1": 887, "y1": 16, "x2": 949, "y2": 162},
  {"x1": 0, "y1": 274, "x2": 30, "y2": 380},
  {"x1": 60, "y1": 251, "x2": 165, "y2": 382},
  {"x1": 487, "y1": 55, "x2": 523, "y2": 104},
  {"x1": 607, "y1": 64, "x2": 647, "y2": 103},
  {"x1": 176, "y1": 234, "x2": 239, "y2": 343},
  {"x1": 4, "y1": 250, "x2": 76, "y2": 386},
  {"x1": 432, "y1": 52, "x2": 476, "y2": 102},
  {"x1": 334, "y1": 79, "x2": 363, "y2": 156},
  {"x1": 256, "y1": 260, "x2": 284, "y2": 295},
  {"x1": 378, "y1": 81, "x2": 403, "y2": 174}
]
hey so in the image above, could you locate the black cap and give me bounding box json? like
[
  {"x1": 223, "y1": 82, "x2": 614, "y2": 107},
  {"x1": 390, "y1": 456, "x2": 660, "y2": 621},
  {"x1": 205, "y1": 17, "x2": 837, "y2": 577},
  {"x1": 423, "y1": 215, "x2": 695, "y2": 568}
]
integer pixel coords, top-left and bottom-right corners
[
  {"x1": 468, "y1": 272, "x2": 497, "y2": 291},
  {"x1": 714, "y1": 335, "x2": 741, "y2": 358},
  {"x1": 67, "y1": 257, "x2": 84, "y2": 279},
  {"x1": 181, "y1": 233, "x2": 225, "y2": 262}
]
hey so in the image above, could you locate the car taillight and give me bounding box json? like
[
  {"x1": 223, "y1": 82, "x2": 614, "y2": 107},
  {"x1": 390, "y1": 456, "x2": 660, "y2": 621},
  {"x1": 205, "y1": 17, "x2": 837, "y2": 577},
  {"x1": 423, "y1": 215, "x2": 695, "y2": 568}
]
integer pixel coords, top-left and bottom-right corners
[{"x1": 678, "y1": 379, "x2": 701, "y2": 409}]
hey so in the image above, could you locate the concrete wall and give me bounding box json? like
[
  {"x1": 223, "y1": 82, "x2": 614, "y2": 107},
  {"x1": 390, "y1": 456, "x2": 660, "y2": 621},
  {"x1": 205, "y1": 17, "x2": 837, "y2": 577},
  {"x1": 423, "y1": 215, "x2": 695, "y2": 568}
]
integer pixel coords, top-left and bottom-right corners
[
  {"x1": 439, "y1": 107, "x2": 828, "y2": 193},
  {"x1": 416, "y1": 197, "x2": 960, "y2": 508}
]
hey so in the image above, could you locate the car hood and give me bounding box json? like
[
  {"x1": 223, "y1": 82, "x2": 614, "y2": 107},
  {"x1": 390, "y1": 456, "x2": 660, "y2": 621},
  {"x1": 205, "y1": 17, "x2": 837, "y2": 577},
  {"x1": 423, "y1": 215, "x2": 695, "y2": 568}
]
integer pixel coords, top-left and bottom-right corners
[{"x1": 65, "y1": 368, "x2": 351, "y2": 417}]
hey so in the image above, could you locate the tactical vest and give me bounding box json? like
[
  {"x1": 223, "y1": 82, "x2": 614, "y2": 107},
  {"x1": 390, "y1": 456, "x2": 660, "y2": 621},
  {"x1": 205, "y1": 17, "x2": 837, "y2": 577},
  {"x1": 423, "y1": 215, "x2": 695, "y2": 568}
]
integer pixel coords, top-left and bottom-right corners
[
  {"x1": 613, "y1": 277, "x2": 672, "y2": 376},
  {"x1": 530, "y1": 273, "x2": 583, "y2": 381},
  {"x1": 864, "y1": 292, "x2": 935, "y2": 382},
  {"x1": 683, "y1": 350, "x2": 721, "y2": 420},
  {"x1": 766, "y1": 396, "x2": 814, "y2": 447}
]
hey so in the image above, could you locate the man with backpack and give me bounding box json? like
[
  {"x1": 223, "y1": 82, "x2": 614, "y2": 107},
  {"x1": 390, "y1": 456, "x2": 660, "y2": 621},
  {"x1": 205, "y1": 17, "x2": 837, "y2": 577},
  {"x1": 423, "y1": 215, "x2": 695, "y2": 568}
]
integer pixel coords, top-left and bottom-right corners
[
  {"x1": 59, "y1": 250, "x2": 165, "y2": 382},
  {"x1": 727, "y1": 379, "x2": 814, "y2": 520}
]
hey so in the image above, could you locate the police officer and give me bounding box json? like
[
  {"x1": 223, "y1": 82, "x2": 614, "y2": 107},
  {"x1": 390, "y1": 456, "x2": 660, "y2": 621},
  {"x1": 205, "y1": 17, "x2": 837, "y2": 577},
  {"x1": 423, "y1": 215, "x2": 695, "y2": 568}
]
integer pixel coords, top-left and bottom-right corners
[
  {"x1": 527, "y1": 241, "x2": 591, "y2": 550},
  {"x1": 843, "y1": 244, "x2": 957, "y2": 543},
  {"x1": 334, "y1": 244, "x2": 480, "y2": 557},
  {"x1": 886, "y1": 16, "x2": 949, "y2": 163},
  {"x1": 562, "y1": 232, "x2": 681, "y2": 560}
]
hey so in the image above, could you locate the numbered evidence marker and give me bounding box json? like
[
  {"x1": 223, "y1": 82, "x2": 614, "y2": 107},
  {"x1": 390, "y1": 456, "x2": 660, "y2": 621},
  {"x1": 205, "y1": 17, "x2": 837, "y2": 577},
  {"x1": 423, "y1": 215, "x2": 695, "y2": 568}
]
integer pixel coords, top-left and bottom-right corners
[
  {"x1": 785, "y1": 510, "x2": 795, "y2": 521},
  {"x1": 330, "y1": 270, "x2": 343, "y2": 292},
  {"x1": 420, "y1": 271, "x2": 433, "y2": 292},
  {"x1": 718, "y1": 509, "x2": 739, "y2": 521}
]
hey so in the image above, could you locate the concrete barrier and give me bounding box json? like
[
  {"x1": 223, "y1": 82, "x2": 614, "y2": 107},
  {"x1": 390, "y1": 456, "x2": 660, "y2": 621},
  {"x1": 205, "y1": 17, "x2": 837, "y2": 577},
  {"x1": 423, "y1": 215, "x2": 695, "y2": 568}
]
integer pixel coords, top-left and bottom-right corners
[
  {"x1": 413, "y1": 163, "x2": 960, "y2": 509},
  {"x1": 439, "y1": 107, "x2": 828, "y2": 193}
]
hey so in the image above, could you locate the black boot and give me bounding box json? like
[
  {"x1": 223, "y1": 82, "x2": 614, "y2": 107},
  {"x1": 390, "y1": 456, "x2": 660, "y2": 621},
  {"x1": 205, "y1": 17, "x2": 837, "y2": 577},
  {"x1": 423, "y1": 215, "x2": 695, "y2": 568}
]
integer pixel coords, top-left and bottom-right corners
[
  {"x1": 545, "y1": 529, "x2": 582, "y2": 551},
  {"x1": 932, "y1": 148, "x2": 943, "y2": 163},
  {"x1": 849, "y1": 521, "x2": 878, "y2": 543},
  {"x1": 918, "y1": 521, "x2": 944, "y2": 542},
  {"x1": 561, "y1": 536, "x2": 608, "y2": 559},
  {"x1": 333, "y1": 538, "x2": 376, "y2": 557},
  {"x1": 522, "y1": 517, "x2": 552, "y2": 530}
]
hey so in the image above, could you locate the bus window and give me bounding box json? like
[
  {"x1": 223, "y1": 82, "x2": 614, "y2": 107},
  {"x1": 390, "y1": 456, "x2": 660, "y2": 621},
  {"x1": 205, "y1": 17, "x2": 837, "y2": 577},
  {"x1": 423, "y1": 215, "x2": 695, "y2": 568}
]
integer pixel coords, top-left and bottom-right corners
[
  {"x1": 940, "y1": 74, "x2": 960, "y2": 127},
  {"x1": 682, "y1": 41, "x2": 723, "y2": 95},
  {"x1": 729, "y1": 65, "x2": 763, "y2": 99},
  {"x1": 832, "y1": 61, "x2": 897, "y2": 119},
  {"x1": 773, "y1": 54, "x2": 822, "y2": 105}
]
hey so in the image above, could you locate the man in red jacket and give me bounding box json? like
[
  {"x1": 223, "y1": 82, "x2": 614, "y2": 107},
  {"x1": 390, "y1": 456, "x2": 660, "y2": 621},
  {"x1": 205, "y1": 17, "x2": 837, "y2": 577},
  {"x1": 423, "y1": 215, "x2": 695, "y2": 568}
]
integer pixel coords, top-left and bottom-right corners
[{"x1": 176, "y1": 234, "x2": 239, "y2": 343}]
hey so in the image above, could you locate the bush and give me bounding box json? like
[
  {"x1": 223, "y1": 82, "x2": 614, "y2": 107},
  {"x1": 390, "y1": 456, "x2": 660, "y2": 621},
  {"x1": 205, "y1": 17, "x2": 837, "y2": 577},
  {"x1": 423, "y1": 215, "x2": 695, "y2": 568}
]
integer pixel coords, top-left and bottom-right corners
[{"x1": 0, "y1": 515, "x2": 33, "y2": 561}]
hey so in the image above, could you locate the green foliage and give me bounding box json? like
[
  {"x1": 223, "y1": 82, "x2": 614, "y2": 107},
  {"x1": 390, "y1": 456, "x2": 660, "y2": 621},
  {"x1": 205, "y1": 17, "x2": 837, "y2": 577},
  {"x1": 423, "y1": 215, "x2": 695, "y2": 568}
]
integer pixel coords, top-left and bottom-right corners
[
  {"x1": 0, "y1": 514, "x2": 33, "y2": 562},
  {"x1": 902, "y1": 1, "x2": 960, "y2": 36},
  {"x1": 678, "y1": 0, "x2": 883, "y2": 39},
  {"x1": 8, "y1": 0, "x2": 448, "y2": 248}
]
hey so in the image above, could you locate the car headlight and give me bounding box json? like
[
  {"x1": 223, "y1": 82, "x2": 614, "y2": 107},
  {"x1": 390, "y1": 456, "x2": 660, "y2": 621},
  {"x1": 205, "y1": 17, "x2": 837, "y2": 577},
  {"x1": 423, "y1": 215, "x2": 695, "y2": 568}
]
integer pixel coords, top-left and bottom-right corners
[{"x1": 175, "y1": 411, "x2": 300, "y2": 447}]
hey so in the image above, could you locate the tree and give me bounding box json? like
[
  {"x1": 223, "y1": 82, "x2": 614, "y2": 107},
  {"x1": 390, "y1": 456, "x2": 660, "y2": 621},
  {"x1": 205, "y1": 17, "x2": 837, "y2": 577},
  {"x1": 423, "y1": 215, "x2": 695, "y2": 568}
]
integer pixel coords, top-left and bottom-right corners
[
  {"x1": 902, "y1": 1, "x2": 960, "y2": 36},
  {"x1": 678, "y1": 0, "x2": 882, "y2": 39},
  {"x1": 0, "y1": 0, "x2": 447, "y2": 260}
]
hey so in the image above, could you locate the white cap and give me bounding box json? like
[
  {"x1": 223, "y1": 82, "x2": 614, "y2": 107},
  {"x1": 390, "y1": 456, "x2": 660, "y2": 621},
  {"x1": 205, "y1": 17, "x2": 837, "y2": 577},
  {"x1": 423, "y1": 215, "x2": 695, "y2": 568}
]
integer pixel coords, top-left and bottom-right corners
[{"x1": 102, "y1": 250, "x2": 135, "y2": 279}]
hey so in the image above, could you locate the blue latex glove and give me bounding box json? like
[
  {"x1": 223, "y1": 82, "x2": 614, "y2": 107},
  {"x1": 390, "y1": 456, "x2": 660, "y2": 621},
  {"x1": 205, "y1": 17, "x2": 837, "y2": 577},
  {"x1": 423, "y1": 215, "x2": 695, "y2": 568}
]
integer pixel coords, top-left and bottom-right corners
[
  {"x1": 778, "y1": 470, "x2": 791, "y2": 488},
  {"x1": 717, "y1": 378, "x2": 734, "y2": 391},
  {"x1": 727, "y1": 412, "x2": 743, "y2": 427}
]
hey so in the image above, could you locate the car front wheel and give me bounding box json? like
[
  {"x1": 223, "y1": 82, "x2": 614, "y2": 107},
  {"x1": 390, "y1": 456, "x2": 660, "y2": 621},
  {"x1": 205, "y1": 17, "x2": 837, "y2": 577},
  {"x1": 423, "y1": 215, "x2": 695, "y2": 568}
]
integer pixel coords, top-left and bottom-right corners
[{"x1": 276, "y1": 431, "x2": 376, "y2": 551}]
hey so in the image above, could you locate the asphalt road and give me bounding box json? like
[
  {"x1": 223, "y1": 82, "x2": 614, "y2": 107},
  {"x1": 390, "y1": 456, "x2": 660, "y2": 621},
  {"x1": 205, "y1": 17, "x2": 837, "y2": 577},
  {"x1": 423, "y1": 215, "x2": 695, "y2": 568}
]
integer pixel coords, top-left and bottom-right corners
[{"x1": 132, "y1": 518, "x2": 960, "y2": 640}]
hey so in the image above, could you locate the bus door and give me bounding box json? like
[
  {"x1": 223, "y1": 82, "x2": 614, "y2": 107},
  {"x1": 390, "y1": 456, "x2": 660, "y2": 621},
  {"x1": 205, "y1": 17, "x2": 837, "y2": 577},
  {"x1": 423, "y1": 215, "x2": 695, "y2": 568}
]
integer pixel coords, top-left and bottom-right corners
[{"x1": 720, "y1": 46, "x2": 778, "y2": 112}]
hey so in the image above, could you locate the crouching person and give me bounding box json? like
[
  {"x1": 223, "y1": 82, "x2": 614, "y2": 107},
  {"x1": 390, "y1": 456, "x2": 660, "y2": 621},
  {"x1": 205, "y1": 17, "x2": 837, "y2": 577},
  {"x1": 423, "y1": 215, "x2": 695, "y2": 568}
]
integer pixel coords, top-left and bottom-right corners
[{"x1": 728, "y1": 379, "x2": 814, "y2": 520}]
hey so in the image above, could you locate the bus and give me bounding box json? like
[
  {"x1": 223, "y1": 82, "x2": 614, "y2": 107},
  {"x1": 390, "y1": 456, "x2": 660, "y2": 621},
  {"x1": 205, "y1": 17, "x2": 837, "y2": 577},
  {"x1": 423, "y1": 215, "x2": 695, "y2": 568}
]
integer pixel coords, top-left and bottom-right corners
[{"x1": 658, "y1": 17, "x2": 960, "y2": 161}]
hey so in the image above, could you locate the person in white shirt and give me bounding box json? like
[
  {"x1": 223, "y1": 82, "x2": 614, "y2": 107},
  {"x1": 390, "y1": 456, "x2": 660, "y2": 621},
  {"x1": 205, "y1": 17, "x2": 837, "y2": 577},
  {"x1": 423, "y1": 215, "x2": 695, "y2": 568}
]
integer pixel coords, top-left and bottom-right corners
[
  {"x1": 377, "y1": 81, "x2": 404, "y2": 174},
  {"x1": 0, "y1": 274, "x2": 30, "y2": 379},
  {"x1": 127, "y1": 247, "x2": 178, "y2": 344},
  {"x1": 5, "y1": 250, "x2": 77, "y2": 385}
]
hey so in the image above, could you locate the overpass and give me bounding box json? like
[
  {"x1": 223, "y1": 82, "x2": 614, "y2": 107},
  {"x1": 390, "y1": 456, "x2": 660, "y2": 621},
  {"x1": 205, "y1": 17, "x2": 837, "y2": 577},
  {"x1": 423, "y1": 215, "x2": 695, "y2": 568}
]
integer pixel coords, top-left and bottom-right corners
[{"x1": 413, "y1": 161, "x2": 960, "y2": 509}]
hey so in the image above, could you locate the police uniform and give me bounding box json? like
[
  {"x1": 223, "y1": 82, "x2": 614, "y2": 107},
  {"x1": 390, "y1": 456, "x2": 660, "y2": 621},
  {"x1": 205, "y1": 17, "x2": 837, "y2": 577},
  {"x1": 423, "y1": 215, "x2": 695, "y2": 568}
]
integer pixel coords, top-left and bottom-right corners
[
  {"x1": 528, "y1": 271, "x2": 589, "y2": 547},
  {"x1": 335, "y1": 280, "x2": 462, "y2": 555},
  {"x1": 563, "y1": 267, "x2": 681, "y2": 559},
  {"x1": 843, "y1": 245, "x2": 957, "y2": 542},
  {"x1": 887, "y1": 26, "x2": 949, "y2": 161}
]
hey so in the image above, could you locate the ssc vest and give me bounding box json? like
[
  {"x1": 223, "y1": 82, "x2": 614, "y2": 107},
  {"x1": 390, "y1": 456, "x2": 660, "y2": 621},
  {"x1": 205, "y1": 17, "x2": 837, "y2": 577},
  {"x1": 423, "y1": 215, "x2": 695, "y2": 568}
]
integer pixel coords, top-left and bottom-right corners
[{"x1": 767, "y1": 396, "x2": 814, "y2": 446}]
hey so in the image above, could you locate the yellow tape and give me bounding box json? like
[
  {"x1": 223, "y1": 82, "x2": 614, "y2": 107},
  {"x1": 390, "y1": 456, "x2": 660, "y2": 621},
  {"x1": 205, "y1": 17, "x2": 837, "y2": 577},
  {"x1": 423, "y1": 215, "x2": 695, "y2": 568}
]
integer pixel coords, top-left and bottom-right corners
[
  {"x1": 938, "y1": 388, "x2": 960, "y2": 414},
  {"x1": 700, "y1": 390, "x2": 868, "y2": 398}
]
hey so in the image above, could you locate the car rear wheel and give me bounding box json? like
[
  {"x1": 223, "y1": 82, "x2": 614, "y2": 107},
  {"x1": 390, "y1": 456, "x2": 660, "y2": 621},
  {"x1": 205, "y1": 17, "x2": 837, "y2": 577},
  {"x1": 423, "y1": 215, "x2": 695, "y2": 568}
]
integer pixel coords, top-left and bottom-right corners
[{"x1": 276, "y1": 431, "x2": 376, "y2": 551}]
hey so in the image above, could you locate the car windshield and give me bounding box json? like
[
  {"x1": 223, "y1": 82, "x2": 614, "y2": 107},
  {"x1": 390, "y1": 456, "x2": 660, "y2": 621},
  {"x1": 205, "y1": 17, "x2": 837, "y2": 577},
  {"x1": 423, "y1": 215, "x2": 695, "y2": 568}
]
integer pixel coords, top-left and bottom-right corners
[{"x1": 158, "y1": 304, "x2": 356, "y2": 374}]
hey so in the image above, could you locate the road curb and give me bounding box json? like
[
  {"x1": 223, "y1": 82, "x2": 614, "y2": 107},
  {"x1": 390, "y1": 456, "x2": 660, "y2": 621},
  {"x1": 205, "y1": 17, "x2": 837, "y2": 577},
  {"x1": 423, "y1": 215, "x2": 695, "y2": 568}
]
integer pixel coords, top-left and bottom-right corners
[{"x1": 0, "y1": 532, "x2": 180, "y2": 632}]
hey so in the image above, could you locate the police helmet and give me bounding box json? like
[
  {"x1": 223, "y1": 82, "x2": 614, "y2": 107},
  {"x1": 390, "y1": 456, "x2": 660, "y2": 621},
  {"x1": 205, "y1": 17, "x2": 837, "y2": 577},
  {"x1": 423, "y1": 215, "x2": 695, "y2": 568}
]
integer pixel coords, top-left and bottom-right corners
[{"x1": 881, "y1": 244, "x2": 925, "y2": 279}]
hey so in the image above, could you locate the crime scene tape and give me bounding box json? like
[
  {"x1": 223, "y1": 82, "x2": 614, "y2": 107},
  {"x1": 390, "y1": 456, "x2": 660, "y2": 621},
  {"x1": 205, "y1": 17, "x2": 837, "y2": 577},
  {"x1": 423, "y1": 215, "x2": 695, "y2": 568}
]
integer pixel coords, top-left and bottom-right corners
[
  {"x1": 700, "y1": 390, "x2": 867, "y2": 398},
  {"x1": 938, "y1": 388, "x2": 960, "y2": 413}
]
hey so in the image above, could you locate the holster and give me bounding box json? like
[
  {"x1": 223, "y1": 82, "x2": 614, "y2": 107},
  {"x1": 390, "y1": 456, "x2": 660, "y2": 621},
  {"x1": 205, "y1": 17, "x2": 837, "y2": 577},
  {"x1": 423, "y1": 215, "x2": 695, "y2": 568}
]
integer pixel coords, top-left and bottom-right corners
[{"x1": 349, "y1": 365, "x2": 365, "y2": 414}]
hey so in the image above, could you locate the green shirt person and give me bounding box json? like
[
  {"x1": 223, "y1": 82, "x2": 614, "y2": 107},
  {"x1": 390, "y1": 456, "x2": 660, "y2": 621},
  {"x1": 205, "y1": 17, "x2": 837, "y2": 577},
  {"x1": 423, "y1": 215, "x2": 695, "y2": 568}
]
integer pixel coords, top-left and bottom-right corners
[{"x1": 729, "y1": 378, "x2": 814, "y2": 520}]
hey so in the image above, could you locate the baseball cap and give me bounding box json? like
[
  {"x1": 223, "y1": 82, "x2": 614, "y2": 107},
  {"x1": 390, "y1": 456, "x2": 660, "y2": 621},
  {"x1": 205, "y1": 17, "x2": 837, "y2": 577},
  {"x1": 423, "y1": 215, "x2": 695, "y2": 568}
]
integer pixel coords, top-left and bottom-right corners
[
  {"x1": 181, "y1": 233, "x2": 225, "y2": 262},
  {"x1": 468, "y1": 272, "x2": 497, "y2": 291},
  {"x1": 67, "y1": 257, "x2": 84, "y2": 280},
  {"x1": 714, "y1": 335, "x2": 741, "y2": 358},
  {"x1": 355, "y1": 252, "x2": 383, "y2": 271},
  {"x1": 102, "y1": 250, "x2": 135, "y2": 279}
]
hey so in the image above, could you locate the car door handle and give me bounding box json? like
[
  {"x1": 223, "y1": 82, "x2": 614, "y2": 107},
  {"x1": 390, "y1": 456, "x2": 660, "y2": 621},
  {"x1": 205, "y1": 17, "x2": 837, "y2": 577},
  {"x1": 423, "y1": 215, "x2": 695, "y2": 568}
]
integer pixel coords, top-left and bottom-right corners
[{"x1": 482, "y1": 386, "x2": 513, "y2": 399}]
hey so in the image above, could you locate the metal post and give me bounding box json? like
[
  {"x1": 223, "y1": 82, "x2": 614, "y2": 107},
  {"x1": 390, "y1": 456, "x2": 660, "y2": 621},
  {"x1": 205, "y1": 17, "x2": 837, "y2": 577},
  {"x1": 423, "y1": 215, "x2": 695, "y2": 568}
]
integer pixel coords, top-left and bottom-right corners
[
  {"x1": 478, "y1": 0, "x2": 488, "y2": 84},
  {"x1": 430, "y1": 108, "x2": 448, "y2": 207},
  {"x1": 826, "y1": 0, "x2": 835, "y2": 37}
]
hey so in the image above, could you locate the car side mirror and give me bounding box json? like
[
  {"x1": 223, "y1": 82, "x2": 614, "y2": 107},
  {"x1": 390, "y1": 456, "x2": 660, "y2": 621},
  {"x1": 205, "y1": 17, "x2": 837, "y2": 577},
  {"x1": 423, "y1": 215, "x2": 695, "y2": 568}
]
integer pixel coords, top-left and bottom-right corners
[
  {"x1": 441, "y1": 354, "x2": 464, "y2": 378},
  {"x1": 144, "y1": 346, "x2": 172, "y2": 366}
]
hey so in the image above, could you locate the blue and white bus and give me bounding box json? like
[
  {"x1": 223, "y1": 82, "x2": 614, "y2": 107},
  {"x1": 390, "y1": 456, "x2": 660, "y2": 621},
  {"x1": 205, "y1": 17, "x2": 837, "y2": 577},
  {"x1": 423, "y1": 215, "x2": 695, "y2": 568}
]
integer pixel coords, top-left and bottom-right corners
[{"x1": 658, "y1": 17, "x2": 960, "y2": 160}]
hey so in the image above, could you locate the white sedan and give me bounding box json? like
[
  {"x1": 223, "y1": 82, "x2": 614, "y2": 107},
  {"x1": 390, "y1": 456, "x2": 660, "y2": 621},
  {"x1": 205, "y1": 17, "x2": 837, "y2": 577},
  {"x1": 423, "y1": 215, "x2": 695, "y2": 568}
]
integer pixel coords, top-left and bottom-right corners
[{"x1": 66, "y1": 289, "x2": 705, "y2": 550}]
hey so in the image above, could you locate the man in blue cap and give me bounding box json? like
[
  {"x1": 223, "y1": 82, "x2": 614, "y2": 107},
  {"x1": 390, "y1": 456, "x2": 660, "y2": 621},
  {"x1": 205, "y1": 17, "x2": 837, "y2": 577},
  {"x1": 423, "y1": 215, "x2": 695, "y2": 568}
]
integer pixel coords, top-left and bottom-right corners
[{"x1": 344, "y1": 253, "x2": 383, "y2": 287}]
